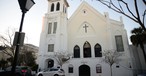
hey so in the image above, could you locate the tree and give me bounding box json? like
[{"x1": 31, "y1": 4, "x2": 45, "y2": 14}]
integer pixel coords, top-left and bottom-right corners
[
  {"x1": 0, "y1": 46, "x2": 6, "y2": 50},
  {"x1": 0, "y1": 28, "x2": 37, "y2": 67},
  {"x1": 97, "y1": 0, "x2": 146, "y2": 31},
  {"x1": 0, "y1": 28, "x2": 16, "y2": 65},
  {"x1": 130, "y1": 27, "x2": 146, "y2": 62},
  {"x1": 17, "y1": 44, "x2": 37, "y2": 67},
  {"x1": 18, "y1": 51, "x2": 36, "y2": 66},
  {"x1": 102, "y1": 50, "x2": 123, "y2": 76},
  {"x1": 0, "y1": 59, "x2": 8, "y2": 69},
  {"x1": 54, "y1": 52, "x2": 72, "y2": 68}
]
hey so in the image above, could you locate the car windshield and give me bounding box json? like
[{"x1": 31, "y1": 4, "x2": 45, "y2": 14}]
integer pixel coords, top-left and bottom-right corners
[{"x1": 50, "y1": 68, "x2": 58, "y2": 71}]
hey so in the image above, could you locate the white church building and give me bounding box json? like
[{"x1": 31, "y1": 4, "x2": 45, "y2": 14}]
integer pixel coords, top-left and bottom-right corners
[{"x1": 38, "y1": 0, "x2": 133, "y2": 76}]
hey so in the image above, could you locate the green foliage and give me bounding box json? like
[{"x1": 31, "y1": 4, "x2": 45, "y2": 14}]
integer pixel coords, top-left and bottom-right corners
[
  {"x1": 31, "y1": 64, "x2": 38, "y2": 71},
  {"x1": 0, "y1": 28, "x2": 38, "y2": 68},
  {"x1": 18, "y1": 51, "x2": 36, "y2": 67},
  {"x1": 130, "y1": 27, "x2": 146, "y2": 62},
  {"x1": 0, "y1": 59, "x2": 8, "y2": 69},
  {"x1": 130, "y1": 27, "x2": 146, "y2": 46}
]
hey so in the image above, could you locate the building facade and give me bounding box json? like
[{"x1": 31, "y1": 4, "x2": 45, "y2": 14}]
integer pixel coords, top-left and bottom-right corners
[{"x1": 38, "y1": 0, "x2": 133, "y2": 76}]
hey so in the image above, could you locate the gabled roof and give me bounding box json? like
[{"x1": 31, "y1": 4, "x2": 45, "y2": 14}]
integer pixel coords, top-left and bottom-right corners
[{"x1": 68, "y1": 1, "x2": 106, "y2": 23}]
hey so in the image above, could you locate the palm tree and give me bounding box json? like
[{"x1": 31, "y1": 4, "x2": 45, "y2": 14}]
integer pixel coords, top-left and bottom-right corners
[{"x1": 130, "y1": 27, "x2": 146, "y2": 62}]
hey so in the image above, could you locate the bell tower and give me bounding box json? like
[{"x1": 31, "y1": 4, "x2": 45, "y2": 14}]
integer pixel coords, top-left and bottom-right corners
[
  {"x1": 40, "y1": 0, "x2": 69, "y2": 53},
  {"x1": 47, "y1": 0, "x2": 69, "y2": 14},
  {"x1": 38, "y1": 0, "x2": 69, "y2": 69}
]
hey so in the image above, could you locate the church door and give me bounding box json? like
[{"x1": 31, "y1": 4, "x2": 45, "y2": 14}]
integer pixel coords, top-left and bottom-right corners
[
  {"x1": 47, "y1": 59, "x2": 54, "y2": 68},
  {"x1": 79, "y1": 65, "x2": 90, "y2": 76}
]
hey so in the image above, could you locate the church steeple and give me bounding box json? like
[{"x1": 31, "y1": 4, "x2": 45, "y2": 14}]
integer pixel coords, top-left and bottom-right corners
[
  {"x1": 47, "y1": 0, "x2": 69, "y2": 14},
  {"x1": 39, "y1": 0, "x2": 69, "y2": 55}
]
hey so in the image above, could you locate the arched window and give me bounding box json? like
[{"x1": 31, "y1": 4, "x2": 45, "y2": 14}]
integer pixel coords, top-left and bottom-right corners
[
  {"x1": 74, "y1": 45, "x2": 80, "y2": 58},
  {"x1": 83, "y1": 41, "x2": 91, "y2": 58},
  {"x1": 96, "y1": 64, "x2": 102, "y2": 73},
  {"x1": 68, "y1": 64, "x2": 73, "y2": 73},
  {"x1": 95, "y1": 43, "x2": 102, "y2": 57},
  {"x1": 56, "y1": 2, "x2": 60, "y2": 11},
  {"x1": 51, "y1": 3, "x2": 54, "y2": 12}
]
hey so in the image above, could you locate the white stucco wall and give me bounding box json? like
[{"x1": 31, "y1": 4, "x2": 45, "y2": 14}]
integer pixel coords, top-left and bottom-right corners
[{"x1": 38, "y1": 1, "x2": 133, "y2": 76}]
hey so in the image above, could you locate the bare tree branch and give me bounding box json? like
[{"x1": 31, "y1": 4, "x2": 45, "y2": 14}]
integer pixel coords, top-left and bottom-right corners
[
  {"x1": 118, "y1": 1, "x2": 124, "y2": 12},
  {"x1": 97, "y1": 0, "x2": 138, "y2": 22},
  {"x1": 2, "y1": 49, "x2": 13, "y2": 57},
  {"x1": 0, "y1": 28, "x2": 16, "y2": 63},
  {"x1": 102, "y1": 50, "x2": 123, "y2": 66},
  {"x1": 102, "y1": 50, "x2": 123, "y2": 76},
  {"x1": 53, "y1": 52, "x2": 72, "y2": 67},
  {"x1": 143, "y1": 10, "x2": 146, "y2": 25},
  {"x1": 134, "y1": 0, "x2": 141, "y2": 21},
  {"x1": 110, "y1": 0, "x2": 122, "y2": 12},
  {"x1": 143, "y1": 0, "x2": 146, "y2": 5},
  {"x1": 97, "y1": 0, "x2": 146, "y2": 31},
  {"x1": 120, "y1": 0, "x2": 137, "y2": 19}
]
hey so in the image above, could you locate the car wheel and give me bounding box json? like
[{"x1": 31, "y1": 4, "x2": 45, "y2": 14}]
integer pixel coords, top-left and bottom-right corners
[
  {"x1": 54, "y1": 74, "x2": 59, "y2": 76},
  {"x1": 38, "y1": 74, "x2": 43, "y2": 76}
]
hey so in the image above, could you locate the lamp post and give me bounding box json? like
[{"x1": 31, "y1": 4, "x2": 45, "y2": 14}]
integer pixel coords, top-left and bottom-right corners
[{"x1": 11, "y1": 0, "x2": 35, "y2": 75}]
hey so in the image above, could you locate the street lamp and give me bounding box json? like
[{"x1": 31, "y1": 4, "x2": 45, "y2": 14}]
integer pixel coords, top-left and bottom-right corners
[{"x1": 11, "y1": 0, "x2": 35, "y2": 75}]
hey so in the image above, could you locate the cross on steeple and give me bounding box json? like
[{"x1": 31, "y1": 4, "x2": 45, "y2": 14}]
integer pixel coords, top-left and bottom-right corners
[{"x1": 83, "y1": 24, "x2": 88, "y2": 33}]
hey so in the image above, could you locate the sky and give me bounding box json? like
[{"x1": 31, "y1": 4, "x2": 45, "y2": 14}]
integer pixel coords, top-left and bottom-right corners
[{"x1": 0, "y1": 0, "x2": 145, "y2": 46}]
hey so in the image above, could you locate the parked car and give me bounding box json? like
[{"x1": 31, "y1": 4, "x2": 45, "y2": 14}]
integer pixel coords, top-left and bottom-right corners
[
  {"x1": 0, "y1": 69, "x2": 4, "y2": 72},
  {"x1": 5, "y1": 66, "x2": 32, "y2": 76},
  {"x1": 37, "y1": 68, "x2": 65, "y2": 76}
]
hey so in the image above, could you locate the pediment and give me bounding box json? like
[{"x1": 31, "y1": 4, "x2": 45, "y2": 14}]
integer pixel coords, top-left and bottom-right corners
[
  {"x1": 68, "y1": 1, "x2": 106, "y2": 23},
  {"x1": 76, "y1": 21, "x2": 96, "y2": 37}
]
